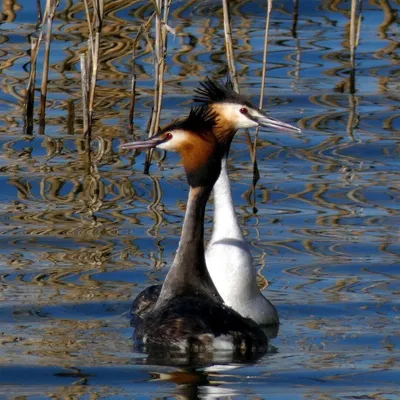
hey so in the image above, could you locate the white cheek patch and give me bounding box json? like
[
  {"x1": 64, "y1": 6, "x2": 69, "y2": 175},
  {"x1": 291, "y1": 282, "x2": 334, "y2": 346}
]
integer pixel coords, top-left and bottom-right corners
[
  {"x1": 219, "y1": 103, "x2": 241, "y2": 123},
  {"x1": 219, "y1": 103, "x2": 259, "y2": 129},
  {"x1": 157, "y1": 130, "x2": 187, "y2": 151},
  {"x1": 157, "y1": 141, "x2": 175, "y2": 151},
  {"x1": 239, "y1": 112, "x2": 258, "y2": 128}
]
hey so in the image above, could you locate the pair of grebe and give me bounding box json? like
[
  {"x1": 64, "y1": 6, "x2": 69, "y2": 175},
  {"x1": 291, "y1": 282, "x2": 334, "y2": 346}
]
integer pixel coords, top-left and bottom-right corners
[{"x1": 121, "y1": 78, "x2": 300, "y2": 352}]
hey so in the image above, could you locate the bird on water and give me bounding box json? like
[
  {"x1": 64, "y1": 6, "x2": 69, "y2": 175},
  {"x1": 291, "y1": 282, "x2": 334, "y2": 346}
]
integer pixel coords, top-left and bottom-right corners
[
  {"x1": 130, "y1": 78, "x2": 301, "y2": 328},
  {"x1": 121, "y1": 106, "x2": 268, "y2": 352}
]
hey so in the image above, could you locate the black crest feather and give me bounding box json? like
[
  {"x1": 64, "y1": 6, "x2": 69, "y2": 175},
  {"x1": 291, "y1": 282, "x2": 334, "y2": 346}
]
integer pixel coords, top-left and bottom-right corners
[
  {"x1": 185, "y1": 104, "x2": 217, "y2": 131},
  {"x1": 193, "y1": 76, "x2": 245, "y2": 105},
  {"x1": 160, "y1": 105, "x2": 217, "y2": 135}
]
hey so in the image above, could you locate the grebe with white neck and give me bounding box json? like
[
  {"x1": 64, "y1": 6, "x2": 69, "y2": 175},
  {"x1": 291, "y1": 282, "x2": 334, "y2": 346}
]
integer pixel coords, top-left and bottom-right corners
[
  {"x1": 130, "y1": 78, "x2": 301, "y2": 328},
  {"x1": 121, "y1": 106, "x2": 268, "y2": 352},
  {"x1": 195, "y1": 78, "x2": 300, "y2": 326}
]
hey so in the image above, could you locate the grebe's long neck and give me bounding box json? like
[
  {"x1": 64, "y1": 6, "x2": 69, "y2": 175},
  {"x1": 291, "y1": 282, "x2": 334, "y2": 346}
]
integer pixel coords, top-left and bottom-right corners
[
  {"x1": 211, "y1": 157, "x2": 244, "y2": 241},
  {"x1": 156, "y1": 185, "x2": 222, "y2": 308}
]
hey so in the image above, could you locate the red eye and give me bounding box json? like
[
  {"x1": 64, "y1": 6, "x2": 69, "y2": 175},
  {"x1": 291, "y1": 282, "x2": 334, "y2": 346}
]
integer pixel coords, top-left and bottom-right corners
[
  {"x1": 165, "y1": 133, "x2": 173, "y2": 140},
  {"x1": 240, "y1": 107, "x2": 248, "y2": 114}
]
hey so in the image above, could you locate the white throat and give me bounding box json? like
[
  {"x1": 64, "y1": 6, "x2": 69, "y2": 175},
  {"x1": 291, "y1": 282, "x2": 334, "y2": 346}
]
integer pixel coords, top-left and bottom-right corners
[{"x1": 205, "y1": 157, "x2": 279, "y2": 326}]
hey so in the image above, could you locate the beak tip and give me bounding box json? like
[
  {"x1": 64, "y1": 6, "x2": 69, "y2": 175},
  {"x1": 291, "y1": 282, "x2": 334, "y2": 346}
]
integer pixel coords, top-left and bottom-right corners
[{"x1": 119, "y1": 144, "x2": 131, "y2": 151}]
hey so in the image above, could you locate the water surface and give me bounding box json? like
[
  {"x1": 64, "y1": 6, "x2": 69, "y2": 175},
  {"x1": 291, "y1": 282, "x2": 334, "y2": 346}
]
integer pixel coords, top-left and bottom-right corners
[{"x1": 0, "y1": 0, "x2": 399, "y2": 398}]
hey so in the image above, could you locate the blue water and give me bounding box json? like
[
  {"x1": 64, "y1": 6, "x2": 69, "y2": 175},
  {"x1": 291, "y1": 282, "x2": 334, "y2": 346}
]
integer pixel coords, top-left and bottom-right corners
[{"x1": 0, "y1": 0, "x2": 399, "y2": 398}]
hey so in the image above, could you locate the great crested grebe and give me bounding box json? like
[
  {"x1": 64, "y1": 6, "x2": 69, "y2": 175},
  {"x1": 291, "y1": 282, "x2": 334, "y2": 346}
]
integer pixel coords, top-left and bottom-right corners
[
  {"x1": 121, "y1": 106, "x2": 268, "y2": 351},
  {"x1": 195, "y1": 78, "x2": 300, "y2": 326},
  {"x1": 130, "y1": 78, "x2": 301, "y2": 327}
]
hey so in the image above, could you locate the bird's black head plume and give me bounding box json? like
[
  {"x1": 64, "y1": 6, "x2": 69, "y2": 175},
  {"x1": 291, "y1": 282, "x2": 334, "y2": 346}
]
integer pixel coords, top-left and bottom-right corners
[
  {"x1": 160, "y1": 105, "x2": 217, "y2": 135},
  {"x1": 193, "y1": 76, "x2": 252, "y2": 106}
]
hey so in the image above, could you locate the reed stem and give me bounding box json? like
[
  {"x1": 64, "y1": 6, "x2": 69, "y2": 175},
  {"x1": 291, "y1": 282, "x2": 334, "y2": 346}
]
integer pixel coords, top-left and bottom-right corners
[
  {"x1": 80, "y1": 54, "x2": 89, "y2": 137},
  {"x1": 36, "y1": 0, "x2": 43, "y2": 26},
  {"x1": 348, "y1": 0, "x2": 362, "y2": 138},
  {"x1": 144, "y1": 0, "x2": 171, "y2": 174},
  {"x1": 88, "y1": 1, "x2": 104, "y2": 122},
  {"x1": 222, "y1": 0, "x2": 238, "y2": 91},
  {"x1": 24, "y1": 0, "x2": 52, "y2": 135},
  {"x1": 129, "y1": 12, "x2": 156, "y2": 132},
  {"x1": 253, "y1": 0, "x2": 273, "y2": 164},
  {"x1": 38, "y1": 0, "x2": 58, "y2": 132},
  {"x1": 349, "y1": 0, "x2": 357, "y2": 94},
  {"x1": 251, "y1": 0, "x2": 273, "y2": 212},
  {"x1": 291, "y1": 0, "x2": 299, "y2": 38},
  {"x1": 221, "y1": 0, "x2": 257, "y2": 168},
  {"x1": 24, "y1": 38, "x2": 39, "y2": 135}
]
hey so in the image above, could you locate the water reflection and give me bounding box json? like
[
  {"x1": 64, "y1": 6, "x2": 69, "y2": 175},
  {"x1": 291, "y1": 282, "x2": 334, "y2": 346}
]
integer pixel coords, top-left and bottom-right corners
[{"x1": 0, "y1": 0, "x2": 399, "y2": 397}]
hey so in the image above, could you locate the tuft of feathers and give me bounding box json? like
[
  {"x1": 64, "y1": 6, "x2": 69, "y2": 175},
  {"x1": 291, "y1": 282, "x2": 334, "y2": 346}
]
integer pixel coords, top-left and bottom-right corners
[
  {"x1": 186, "y1": 105, "x2": 217, "y2": 130},
  {"x1": 193, "y1": 76, "x2": 251, "y2": 106},
  {"x1": 160, "y1": 105, "x2": 217, "y2": 135}
]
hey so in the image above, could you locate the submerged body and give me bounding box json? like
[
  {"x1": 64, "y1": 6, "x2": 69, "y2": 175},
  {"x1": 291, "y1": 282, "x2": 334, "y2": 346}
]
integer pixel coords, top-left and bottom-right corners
[
  {"x1": 130, "y1": 78, "x2": 300, "y2": 327},
  {"x1": 135, "y1": 294, "x2": 267, "y2": 352}
]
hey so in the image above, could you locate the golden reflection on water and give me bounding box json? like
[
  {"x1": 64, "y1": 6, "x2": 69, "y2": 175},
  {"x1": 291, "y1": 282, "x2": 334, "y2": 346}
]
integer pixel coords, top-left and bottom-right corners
[{"x1": 0, "y1": 0, "x2": 399, "y2": 397}]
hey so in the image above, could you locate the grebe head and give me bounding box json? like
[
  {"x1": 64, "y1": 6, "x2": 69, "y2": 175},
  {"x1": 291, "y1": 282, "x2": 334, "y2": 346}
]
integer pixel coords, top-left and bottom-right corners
[
  {"x1": 121, "y1": 106, "x2": 221, "y2": 188},
  {"x1": 194, "y1": 77, "x2": 301, "y2": 133}
]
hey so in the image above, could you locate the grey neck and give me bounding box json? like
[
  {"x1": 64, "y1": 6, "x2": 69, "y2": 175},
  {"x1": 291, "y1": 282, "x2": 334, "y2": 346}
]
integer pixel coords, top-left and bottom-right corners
[{"x1": 156, "y1": 185, "x2": 223, "y2": 308}]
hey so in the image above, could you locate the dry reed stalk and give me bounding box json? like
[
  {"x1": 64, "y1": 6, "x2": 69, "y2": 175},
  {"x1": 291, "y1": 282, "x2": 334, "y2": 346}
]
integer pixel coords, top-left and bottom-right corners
[
  {"x1": 88, "y1": 1, "x2": 104, "y2": 122},
  {"x1": 154, "y1": 0, "x2": 172, "y2": 126},
  {"x1": 83, "y1": 0, "x2": 95, "y2": 62},
  {"x1": 144, "y1": 0, "x2": 172, "y2": 173},
  {"x1": 82, "y1": 0, "x2": 104, "y2": 127},
  {"x1": 77, "y1": 0, "x2": 105, "y2": 217},
  {"x1": 291, "y1": 0, "x2": 301, "y2": 92},
  {"x1": 291, "y1": 0, "x2": 299, "y2": 38},
  {"x1": 24, "y1": 37, "x2": 39, "y2": 135},
  {"x1": 24, "y1": 1, "x2": 50, "y2": 134},
  {"x1": 80, "y1": 54, "x2": 92, "y2": 175},
  {"x1": 78, "y1": 0, "x2": 104, "y2": 186},
  {"x1": 128, "y1": 62, "x2": 137, "y2": 133},
  {"x1": 36, "y1": 0, "x2": 43, "y2": 25},
  {"x1": 80, "y1": 54, "x2": 89, "y2": 137},
  {"x1": 348, "y1": 0, "x2": 362, "y2": 139},
  {"x1": 222, "y1": 0, "x2": 238, "y2": 91},
  {"x1": 349, "y1": 0, "x2": 357, "y2": 94},
  {"x1": 147, "y1": 0, "x2": 162, "y2": 139},
  {"x1": 38, "y1": 0, "x2": 59, "y2": 132},
  {"x1": 252, "y1": 0, "x2": 273, "y2": 173},
  {"x1": 248, "y1": 0, "x2": 273, "y2": 213},
  {"x1": 221, "y1": 0, "x2": 256, "y2": 165},
  {"x1": 129, "y1": 12, "x2": 156, "y2": 132},
  {"x1": 349, "y1": 0, "x2": 363, "y2": 94}
]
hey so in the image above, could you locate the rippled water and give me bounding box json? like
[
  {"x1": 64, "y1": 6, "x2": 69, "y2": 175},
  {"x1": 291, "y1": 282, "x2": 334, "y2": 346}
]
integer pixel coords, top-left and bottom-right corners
[{"x1": 1, "y1": 0, "x2": 399, "y2": 398}]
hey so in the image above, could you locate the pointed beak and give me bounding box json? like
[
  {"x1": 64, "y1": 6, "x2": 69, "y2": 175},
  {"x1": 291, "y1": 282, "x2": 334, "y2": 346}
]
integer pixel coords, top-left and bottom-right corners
[
  {"x1": 252, "y1": 111, "x2": 301, "y2": 133},
  {"x1": 120, "y1": 136, "x2": 167, "y2": 151}
]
